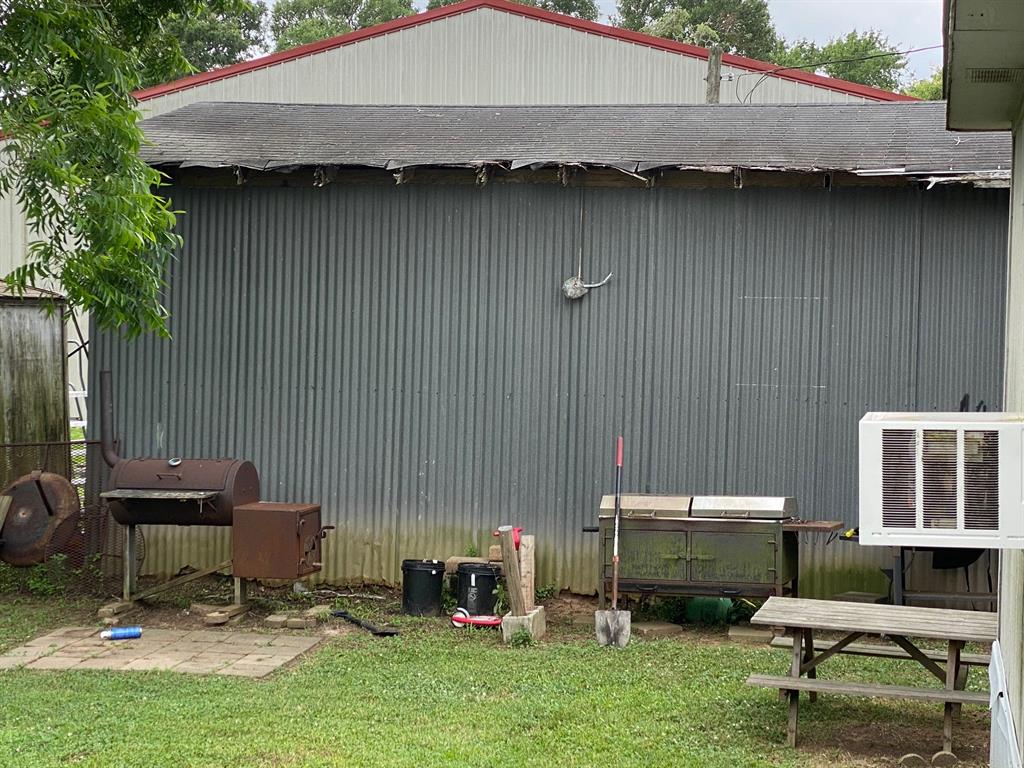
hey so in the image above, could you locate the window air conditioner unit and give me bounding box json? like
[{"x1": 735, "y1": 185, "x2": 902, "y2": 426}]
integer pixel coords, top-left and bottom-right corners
[{"x1": 859, "y1": 412, "x2": 1024, "y2": 548}]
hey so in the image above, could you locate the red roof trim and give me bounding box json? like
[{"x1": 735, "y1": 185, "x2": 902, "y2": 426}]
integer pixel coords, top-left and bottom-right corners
[{"x1": 135, "y1": 0, "x2": 916, "y2": 103}]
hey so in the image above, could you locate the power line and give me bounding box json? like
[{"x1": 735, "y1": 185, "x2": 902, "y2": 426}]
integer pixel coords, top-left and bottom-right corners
[{"x1": 735, "y1": 43, "x2": 943, "y2": 102}]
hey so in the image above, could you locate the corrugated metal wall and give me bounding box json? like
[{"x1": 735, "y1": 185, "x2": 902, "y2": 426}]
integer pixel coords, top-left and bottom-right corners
[{"x1": 90, "y1": 180, "x2": 1009, "y2": 594}]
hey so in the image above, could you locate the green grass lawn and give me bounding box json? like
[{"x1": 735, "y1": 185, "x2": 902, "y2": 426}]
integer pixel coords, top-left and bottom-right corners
[{"x1": 0, "y1": 595, "x2": 991, "y2": 768}]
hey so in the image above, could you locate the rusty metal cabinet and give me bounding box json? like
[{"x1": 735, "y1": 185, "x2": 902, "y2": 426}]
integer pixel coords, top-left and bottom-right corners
[
  {"x1": 598, "y1": 517, "x2": 798, "y2": 607},
  {"x1": 232, "y1": 502, "x2": 326, "y2": 580}
]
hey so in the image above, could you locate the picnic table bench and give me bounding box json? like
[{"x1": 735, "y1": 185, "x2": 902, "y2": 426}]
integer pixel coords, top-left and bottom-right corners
[
  {"x1": 746, "y1": 597, "x2": 996, "y2": 752},
  {"x1": 769, "y1": 636, "x2": 991, "y2": 668}
]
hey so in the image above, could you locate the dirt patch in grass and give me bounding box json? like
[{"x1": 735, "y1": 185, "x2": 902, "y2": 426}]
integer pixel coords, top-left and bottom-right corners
[{"x1": 803, "y1": 713, "x2": 989, "y2": 767}]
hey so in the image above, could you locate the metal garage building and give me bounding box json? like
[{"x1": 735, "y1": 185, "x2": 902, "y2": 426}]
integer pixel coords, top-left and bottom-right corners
[
  {"x1": 0, "y1": 0, "x2": 918, "y2": 430},
  {"x1": 0, "y1": 0, "x2": 912, "y2": 278},
  {"x1": 90, "y1": 101, "x2": 1010, "y2": 595}
]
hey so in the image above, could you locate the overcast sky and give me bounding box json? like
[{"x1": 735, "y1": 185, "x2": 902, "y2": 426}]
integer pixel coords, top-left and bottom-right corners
[
  {"x1": 767, "y1": 0, "x2": 943, "y2": 79},
  {"x1": 592, "y1": 0, "x2": 944, "y2": 81}
]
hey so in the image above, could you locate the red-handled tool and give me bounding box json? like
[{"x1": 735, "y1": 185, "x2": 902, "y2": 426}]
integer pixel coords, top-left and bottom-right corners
[
  {"x1": 595, "y1": 435, "x2": 631, "y2": 647},
  {"x1": 492, "y1": 526, "x2": 523, "y2": 550},
  {"x1": 611, "y1": 436, "x2": 623, "y2": 612}
]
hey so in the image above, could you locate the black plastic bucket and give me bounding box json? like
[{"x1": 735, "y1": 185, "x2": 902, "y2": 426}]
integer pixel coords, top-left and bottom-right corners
[
  {"x1": 457, "y1": 562, "x2": 500, "y2": 615},
  {"x1": 401, "y1": 559, "x2": 445, "y2": 616}
]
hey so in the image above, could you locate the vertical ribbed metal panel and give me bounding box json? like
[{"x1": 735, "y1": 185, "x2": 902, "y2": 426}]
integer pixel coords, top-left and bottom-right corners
[
  {"x1": 90, "y1": 181, "x2": 1008, "y2": 592},
  {"x1": 139, "y1": 8, "x2": 868, "y2": 119}
]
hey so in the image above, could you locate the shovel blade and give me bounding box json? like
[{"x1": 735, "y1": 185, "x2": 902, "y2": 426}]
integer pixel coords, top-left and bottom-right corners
[{"x1": 594, "y1": 609, "x2": 631, "y2": 648}]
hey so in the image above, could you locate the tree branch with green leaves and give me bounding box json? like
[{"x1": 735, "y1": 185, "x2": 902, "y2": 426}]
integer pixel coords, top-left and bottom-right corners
[
  {"x1": 0, "y1": 0, "x2": 228, "y2": 337},
  {"x1": 271, "y1": 0, "x2": 414, "y2": 51},
  {"x1": 770, "y1": 30, "x2": 907, "y2": 93}
]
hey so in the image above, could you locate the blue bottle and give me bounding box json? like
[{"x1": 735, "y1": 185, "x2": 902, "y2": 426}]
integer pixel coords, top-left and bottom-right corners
[{"x1": 100, "y1": 626, "x2": 142, "y2": 640}]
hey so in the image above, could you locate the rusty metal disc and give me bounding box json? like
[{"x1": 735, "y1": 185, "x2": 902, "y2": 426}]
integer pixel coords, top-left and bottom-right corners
[{"x1": 0, "y1": 472, "x2": 80, "y2": 567}]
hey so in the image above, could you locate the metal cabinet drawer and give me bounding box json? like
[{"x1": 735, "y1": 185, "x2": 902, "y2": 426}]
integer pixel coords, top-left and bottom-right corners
[
  {"x1": 607, "y1": 530, "x2": 690, "y2": 581},
  {"x1": 689, "y1": 531, "x2": 777, "y2": 584}
]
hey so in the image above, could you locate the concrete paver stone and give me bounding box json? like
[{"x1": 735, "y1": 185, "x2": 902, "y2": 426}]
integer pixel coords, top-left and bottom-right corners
[
  {"x1": 5, "y1": 626, "x2": 322, "y2": 678},
  {"x1": 26, "y1": 656, "x2": 83, "y2": 670}
]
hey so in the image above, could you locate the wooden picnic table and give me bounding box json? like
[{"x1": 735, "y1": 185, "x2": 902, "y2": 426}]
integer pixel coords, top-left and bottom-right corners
[{"x1": 746, "y1": 597, "x2": 996, "y2": 752}]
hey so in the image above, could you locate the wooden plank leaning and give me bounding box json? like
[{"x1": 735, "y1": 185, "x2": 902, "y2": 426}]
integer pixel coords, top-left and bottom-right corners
[{"x1": 498, "y1": 525, "x2": 527, "y2": 617}]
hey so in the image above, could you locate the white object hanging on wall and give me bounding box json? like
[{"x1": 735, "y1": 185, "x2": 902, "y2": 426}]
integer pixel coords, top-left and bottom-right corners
[
  {"x1": 561, "y1": 272, "x2": 613, "y2": 300},
  {"x1": 562, "y1": 189, "x2": 612, "y2": 300}
]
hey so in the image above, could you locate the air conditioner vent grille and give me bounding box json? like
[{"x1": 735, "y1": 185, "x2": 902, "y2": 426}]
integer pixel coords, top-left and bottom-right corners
[
  {"x1": 861, "y1": 413, "x2": 1021, "y2": 547},
  {"x1": 882, "y1": 429, "x2": 917, "y2": 528},
  {"x1": 923, "y1": 430, "x2": 958, "y2": 529},
  {"x1": 965, "y1": 430, "x2": 999, "y2": 530}
]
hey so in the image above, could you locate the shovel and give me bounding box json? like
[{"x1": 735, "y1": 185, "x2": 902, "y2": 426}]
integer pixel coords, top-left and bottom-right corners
[{"x1": 595, "y1": 436, "x2": 631, "y2": 647}]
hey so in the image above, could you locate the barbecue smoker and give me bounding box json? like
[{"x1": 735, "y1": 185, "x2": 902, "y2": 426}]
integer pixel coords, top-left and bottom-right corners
[
  {"x1": 98, "y1": 371, "x2": 328, "y2": 614},
  {"x1": 588, "y1": 495, "x2": 842, "y2": 606}
]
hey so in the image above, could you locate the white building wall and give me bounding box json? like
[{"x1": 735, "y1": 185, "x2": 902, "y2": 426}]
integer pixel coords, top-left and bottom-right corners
[
  {"x1": 998, "y1": 103, "x2": 1024, "y2": 765},
  {"x1": 0, "y1": 189, "x2": 29, "y2": 279}
]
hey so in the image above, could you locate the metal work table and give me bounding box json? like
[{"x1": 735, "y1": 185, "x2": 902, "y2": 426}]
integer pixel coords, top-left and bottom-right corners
[
  {"x1": 746, "y1": 596, "x2": 996, "y2": 752},
  {"x1": 840, "y1": 536, "x2": 996, "y2": 607},
  {"x1": 889, "y1": 546, "x2": 996, "y2": 608}
]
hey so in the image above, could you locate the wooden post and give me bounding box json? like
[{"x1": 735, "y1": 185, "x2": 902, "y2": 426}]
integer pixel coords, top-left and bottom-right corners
[
  {"x1": 498, "y1": 525, "x2": 527, "y2": 616},
  {"x1": 519, "y1": 535, "x2": 536, "y2": 612},
  {"x1": 787, "y1": 627, "x2": 802, "y2": 747},
  {"x1": 803, "y1": 628, "x2": 817, "y2": 703},
  {"x1": 123, "y1": 523, "x2": 137, "y2": 602},
  {"x1": 705, "y1": 45, "x2": 722, "y2": 104},
  {"x1": 944, "y1": 641, "x2": 963, "y2": 752},
  {"x1": 234, "y1": 577, "x2": 248, "y2": 607}
]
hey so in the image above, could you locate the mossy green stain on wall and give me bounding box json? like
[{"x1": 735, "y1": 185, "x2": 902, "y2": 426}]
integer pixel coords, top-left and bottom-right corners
[
  {"x1": 798, "y1": 566, "x2": 891, "y2": 600},
  {"x1": 0, "y1": 302, "x2": 69, "y2": 484}
]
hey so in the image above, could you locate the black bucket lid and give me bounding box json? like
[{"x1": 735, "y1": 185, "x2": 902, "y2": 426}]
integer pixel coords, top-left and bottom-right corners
[
  {"x1": 401, "y1": 559, "x2": 444, "y2": 572},
  {"x1": 456, "y1": 562, "x2": 500, "y2": 576}
]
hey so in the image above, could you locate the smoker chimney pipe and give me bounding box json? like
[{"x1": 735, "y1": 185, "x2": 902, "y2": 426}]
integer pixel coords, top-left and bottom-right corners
[{"x1": 99, "y1": 370, "x2": 121, "y2": 468}]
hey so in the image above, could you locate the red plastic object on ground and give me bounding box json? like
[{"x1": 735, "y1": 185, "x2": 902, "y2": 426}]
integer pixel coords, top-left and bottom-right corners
[
  {"x1": 492, "y1": 526, "x2": 523, "y2": 550},
  {"x1": 451, "y1": 608, "x2": 501, "y2": 628}
]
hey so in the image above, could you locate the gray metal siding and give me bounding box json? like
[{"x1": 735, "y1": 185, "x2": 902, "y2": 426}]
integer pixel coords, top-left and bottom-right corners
[
  {"x1": 91, "y1": 181, "x2": 1009, "y2": 592},
  {"x1": 140, "y1": 9, "x2": 871, "y2": 118}
]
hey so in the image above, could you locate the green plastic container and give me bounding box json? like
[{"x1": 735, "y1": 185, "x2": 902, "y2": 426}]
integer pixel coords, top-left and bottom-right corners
[{"x1": 684, "y1": 597, "x2": 732, "y2": 624}]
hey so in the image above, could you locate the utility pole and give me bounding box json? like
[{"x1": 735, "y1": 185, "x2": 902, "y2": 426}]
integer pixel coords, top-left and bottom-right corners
[{"x1": 705, "y1": 45, "x2": 722, "y2": 104}]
